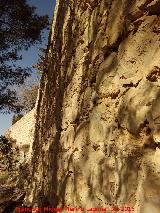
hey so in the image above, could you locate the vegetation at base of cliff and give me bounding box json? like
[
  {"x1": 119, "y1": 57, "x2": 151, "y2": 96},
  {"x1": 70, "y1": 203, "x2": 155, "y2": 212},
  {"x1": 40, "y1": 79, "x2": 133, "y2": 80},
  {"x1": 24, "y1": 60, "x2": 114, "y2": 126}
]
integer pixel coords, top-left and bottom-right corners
[
  {"x1": 0, "y1": 173, "x2": 9, "y2": 184},
  {"x1": 0, "y1": 0, "x2": 49, "y2": 113},
  {"x1": 0, "y1": 136, "x2": 17, "y2": 172}
]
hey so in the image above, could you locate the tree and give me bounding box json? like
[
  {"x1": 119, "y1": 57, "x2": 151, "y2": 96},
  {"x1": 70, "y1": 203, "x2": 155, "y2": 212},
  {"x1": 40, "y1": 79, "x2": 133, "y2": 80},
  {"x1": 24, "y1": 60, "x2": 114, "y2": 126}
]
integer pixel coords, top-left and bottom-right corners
[
  {"x1": 12, "y1": 114, "x2": 24, "y2": 125},
  {"x1": 20, "y1": 83, "x2": 39, "y2": 112},
  {"x1": 32, "y1": 46, "x2": 48, "y2": 74},
  {"x1": 0, "y1": 136, "x2": 13, "y2": 172},
  {"x1": 11, "y1": 83, "x2": 38, "y2": 126},
  {"x1": 0, "y1": 0, "x2": 49, "y2": 113}
]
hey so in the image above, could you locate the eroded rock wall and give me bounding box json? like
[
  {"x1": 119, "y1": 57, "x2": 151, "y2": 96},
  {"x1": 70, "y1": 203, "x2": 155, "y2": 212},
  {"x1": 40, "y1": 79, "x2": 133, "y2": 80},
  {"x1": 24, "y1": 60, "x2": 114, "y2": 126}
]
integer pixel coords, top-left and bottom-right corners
[
  {"x1": 5, "y1": 108, "x2": 36, "y2": 163},
  {"x1": 0, "y1": 109, "x2": 36, "y2": 213},
  {"x1": 25, "y1": 0, "x2": 160, "y2": 212}
]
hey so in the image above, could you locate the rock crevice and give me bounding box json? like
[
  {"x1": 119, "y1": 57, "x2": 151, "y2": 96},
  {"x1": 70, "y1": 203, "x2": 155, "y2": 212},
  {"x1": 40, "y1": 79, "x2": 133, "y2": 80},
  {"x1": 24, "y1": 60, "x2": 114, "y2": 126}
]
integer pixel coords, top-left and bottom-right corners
[{"x1": 1, "y1": 0, "x2": 160, "y2": 212}]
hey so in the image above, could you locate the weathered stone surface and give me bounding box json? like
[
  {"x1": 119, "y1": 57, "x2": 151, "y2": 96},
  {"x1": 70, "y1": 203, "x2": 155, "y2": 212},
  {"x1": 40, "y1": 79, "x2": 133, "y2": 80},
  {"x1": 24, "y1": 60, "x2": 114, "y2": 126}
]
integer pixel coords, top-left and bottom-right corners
[
  {"x1": 5, "y1": 108, "x2": 36, "y2": 163},
  {"x1": 1, "y1": 0, "x2": 160, "y2": 212},
  {"x1": 0, "y1": 109, "x2": 36, "y2": 213},
  {"x1": 22, "y1": 0, "x2": 160, "y2": 212}
]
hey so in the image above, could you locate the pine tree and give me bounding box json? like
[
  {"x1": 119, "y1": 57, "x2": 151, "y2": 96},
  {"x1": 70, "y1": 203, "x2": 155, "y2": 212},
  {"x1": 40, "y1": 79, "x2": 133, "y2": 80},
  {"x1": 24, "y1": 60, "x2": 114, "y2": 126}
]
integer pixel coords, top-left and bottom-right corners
[{"x1": 0, "y1": 0, "x2": 49, "y2": 113}]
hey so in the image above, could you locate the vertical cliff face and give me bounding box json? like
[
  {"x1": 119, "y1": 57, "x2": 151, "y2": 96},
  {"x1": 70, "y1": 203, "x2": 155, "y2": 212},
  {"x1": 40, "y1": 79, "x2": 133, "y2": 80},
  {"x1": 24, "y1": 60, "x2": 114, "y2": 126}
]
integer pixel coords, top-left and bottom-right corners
[{"x1": 25, "y1": 0, "x2": 160, "y2": 212}]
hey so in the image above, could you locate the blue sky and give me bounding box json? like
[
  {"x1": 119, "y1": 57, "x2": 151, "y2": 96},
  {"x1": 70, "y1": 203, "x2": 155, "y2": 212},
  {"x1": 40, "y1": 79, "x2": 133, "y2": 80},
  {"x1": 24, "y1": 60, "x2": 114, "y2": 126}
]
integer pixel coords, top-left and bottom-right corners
[{"x1": 0, "y1": 0, "x2": 56, "y2": 135}]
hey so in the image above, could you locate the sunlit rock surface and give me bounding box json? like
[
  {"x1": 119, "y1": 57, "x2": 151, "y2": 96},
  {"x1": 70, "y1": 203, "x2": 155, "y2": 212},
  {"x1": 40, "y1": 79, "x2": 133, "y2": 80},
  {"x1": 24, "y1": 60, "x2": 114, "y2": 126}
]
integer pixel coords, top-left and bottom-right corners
[
  {"x1": 0, "y1": 109, "x2": 36, "y2": 212},
  {"x1": 1, "y1": 0, "x2": 160, "y2": 213},
  {"x1": 5, "y1": 108, "x2": 36, "y2": 163},
  {"x1": 22, "y1": 1, "x2": 160, "y2": 212},
  {"x1": 24, "y1": 0, "x2": 160, "y2": 212}
]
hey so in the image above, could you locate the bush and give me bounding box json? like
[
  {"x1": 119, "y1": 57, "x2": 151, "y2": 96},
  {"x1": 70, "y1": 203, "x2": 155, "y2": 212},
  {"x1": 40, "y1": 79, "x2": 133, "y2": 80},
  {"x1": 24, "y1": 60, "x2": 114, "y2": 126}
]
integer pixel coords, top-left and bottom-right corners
[
  {"x1": 12, "y1": 114, "x2": 24, "y2": 125},
  {"x1": 0, "y1": 136, "x2": 13, "y2": 172}
]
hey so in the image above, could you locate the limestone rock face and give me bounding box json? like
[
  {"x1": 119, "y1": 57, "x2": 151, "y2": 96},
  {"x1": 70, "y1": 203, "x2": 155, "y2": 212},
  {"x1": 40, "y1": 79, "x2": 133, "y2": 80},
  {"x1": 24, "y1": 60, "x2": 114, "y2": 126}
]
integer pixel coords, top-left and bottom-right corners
[
  {"x1": 23, "y1": 0, "x2": 160, "y2": 212},
  {"x1": 0, "y1": 109, "x2": 36, "y2": 213},
  {"x1": 5, "y1": 108, "x2": 36, "y2": 163}
]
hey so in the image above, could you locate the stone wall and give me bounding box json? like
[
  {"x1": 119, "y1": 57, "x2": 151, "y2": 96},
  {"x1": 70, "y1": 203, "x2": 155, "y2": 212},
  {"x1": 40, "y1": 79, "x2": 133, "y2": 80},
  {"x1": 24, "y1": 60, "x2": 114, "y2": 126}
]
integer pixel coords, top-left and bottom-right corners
[
  {"x1": 0, "y1": 109, "x2": 36, "y2": 213},
  {"x1": 20, "y1": 0, "x2": 160, "y2": 212},
  {"x1": 5, "y1": 108, "x2": 36, "y2": 163}
]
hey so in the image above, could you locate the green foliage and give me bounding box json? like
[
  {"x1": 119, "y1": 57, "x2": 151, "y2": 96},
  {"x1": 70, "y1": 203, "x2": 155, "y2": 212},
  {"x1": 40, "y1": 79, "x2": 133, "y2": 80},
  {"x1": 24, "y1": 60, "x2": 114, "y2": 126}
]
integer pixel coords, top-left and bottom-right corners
[
  {"x1": 0, "y1": 135, "x2": 12, "y2": 155},
  {"x1": 12, "y1": 114, "x2": 24, "y2": 125},
  {"x1": 0, "y1": 135, "x2": 15, "y2": 172},
  {"x1": 21, "y1": 144, "x2": 30, "y2": 152},
  {"x1": 0, "y1": 173, "x2": 10, "y2": 185},
  {"x1": 0, "y1": 0, "x2": 49, "y2": 113},
  {"x1": 0, "y1": 174, "x2": 9, "y2": 182},
  {"x1": 33, "y1": 46, "x2": 48, "y2": 73}
]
